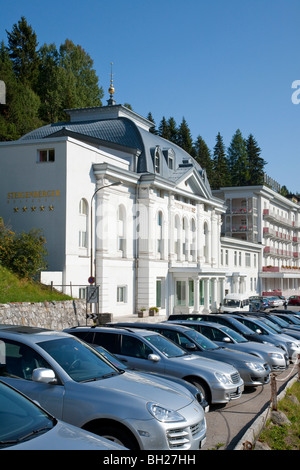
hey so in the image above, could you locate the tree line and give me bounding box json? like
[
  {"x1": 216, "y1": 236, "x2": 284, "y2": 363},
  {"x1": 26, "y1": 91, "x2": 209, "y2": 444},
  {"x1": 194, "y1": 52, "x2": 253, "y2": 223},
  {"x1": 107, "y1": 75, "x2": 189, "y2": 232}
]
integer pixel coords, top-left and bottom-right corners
[{"x1": 0, "y1": 17, "x2": 294, "y2": 195}]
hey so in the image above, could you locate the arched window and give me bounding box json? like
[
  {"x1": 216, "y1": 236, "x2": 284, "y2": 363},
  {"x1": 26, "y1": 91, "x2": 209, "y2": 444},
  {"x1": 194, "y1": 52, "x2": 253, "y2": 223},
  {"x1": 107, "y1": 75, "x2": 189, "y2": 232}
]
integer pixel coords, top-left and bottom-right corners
[
  {"x1": 118, "y1": 205, "x2": 126, "y2": 257},
  {"x1": 79, "y1": 198, "x2": 88, "y2": 248}
]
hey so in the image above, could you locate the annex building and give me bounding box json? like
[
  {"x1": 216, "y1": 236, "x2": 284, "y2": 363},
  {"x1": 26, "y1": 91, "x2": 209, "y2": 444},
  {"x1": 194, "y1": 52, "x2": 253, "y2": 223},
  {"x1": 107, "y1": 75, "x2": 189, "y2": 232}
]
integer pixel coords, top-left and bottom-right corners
[{"x1": 0, "y1": 92, "x2": 297, "y2": 317}]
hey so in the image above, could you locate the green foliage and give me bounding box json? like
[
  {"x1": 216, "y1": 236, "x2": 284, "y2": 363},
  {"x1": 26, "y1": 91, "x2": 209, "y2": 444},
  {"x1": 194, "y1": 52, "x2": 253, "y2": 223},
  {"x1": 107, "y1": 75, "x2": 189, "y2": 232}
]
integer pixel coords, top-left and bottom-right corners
[
  {"x1": 0, "y1": 16, "x2": 104, "y2": 140},
  {"x1": 259, "y1": 381, "x2": 300, "y2": 450},
  {"x1": 0, "y1": 264, "x2": 71, "y2": 303},
  {"x1": 0, "y1": 220, "x2": 47, "y2": 279},
  {"x1": 212, "y1": 132, "x2": 231, "y2": 189}
]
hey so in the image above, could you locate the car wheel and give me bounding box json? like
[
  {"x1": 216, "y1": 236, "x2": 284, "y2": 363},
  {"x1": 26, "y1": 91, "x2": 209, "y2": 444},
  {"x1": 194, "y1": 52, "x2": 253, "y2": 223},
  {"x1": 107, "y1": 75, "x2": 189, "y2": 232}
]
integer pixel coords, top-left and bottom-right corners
[
  {"x1": 96, "y1": 424, "x2": 139, "y2": 450},
  {"x1": 189, "y1": 379, "x2": 211, "y2": 404}
]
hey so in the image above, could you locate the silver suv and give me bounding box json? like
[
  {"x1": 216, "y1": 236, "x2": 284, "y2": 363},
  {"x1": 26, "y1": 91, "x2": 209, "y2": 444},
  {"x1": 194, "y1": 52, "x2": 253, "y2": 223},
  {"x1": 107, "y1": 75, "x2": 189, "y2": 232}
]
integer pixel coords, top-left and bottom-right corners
[
  {"x1": 0, "y1": 325, "x2": 206, "y2": 450},
  {"x1": 65, "y1": 326, "x2": 244, "y2": 405}
]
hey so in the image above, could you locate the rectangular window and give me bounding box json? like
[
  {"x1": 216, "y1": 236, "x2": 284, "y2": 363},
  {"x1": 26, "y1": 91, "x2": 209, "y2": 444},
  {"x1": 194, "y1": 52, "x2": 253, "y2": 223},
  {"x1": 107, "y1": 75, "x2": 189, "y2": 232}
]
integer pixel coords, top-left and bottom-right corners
[
  {"x1": 188, "y1": 280, "x2": 194, "y2": 306},
  {"x1": 156, "y1": 279, "x2": 162, "y2": 308},
  {"x1": 245, "y1": 253, "x2": 251, "y2": 267},
  {"x1": 79, "y1": 231, "x2": 87, "y2": 248},
  {"x1": 37, "y1": 149, "x2": 55, "y2": 163},
  {"x1": 117, "y1": 286, "x2": 126, "y2": 303},
  {"x1": 175, "y1": 281, "x2": 186, "y2": 306},
  {"x1": 199, "y1": 280, "x2": 204, "y2": 306}
]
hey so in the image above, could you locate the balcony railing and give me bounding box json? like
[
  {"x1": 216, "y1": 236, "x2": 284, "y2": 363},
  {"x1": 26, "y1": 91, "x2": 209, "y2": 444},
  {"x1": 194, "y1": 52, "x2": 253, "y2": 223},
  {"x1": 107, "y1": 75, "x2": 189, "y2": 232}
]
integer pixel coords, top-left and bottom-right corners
[
  {"x1": 263, "y1": 266, "x2": 300, "y2": 273},
  {"x1": 263, "y1": 209, "x2": 295, "y2": 228},
  {"x1": 264, "y1": 246, "x2": 293, "y2": 257},
  {"x1": 263, "y1": 227, "x2": 293, "y2": 241}
]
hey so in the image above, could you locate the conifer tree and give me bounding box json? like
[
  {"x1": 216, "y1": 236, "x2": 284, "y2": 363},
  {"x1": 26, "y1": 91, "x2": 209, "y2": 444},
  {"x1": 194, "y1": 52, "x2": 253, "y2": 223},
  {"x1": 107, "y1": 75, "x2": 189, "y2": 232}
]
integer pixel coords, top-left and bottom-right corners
[
  {"x1": 158, "y1": 116, "x2": 169, "y2": 139},
  {"x1": 166, "y1": 117, "x2": 178, "y2": 145},
  {"x1": 227, "y1": 129, "x2": 249, "y2": 186},
  {"x1": 212, "y1": 132, "x2": 230, "y2": 189},
  {"x1": 177, "y1": 117, "x2": 193, "y2": 154},
  {"x1": 193, "y1": 135, "x2": 213, "y2": 182},
  {"x1": 246, "y1": 134, "x2": 266, "y2": 185},
  {"x1": 147, "y1": 112, "x2": 158, "y2": 134},
  {"x1": 6, "y1": 16, "x2": 40, "y2": 88}
]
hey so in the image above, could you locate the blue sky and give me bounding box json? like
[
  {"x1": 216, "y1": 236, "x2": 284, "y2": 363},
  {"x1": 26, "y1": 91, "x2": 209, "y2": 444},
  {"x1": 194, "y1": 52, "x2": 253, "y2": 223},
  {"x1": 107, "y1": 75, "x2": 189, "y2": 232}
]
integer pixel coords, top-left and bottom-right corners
[{"x1": 1, "y1": 0, "x2": 299, "y2": 194}]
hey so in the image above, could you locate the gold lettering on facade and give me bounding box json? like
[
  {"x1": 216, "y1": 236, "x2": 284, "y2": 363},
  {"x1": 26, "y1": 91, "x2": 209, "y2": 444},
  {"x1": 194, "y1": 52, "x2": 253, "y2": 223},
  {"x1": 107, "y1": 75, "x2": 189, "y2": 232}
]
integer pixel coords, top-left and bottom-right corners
[{"x1": 7, "y1": 190, "x2": 61, "y2": 200}]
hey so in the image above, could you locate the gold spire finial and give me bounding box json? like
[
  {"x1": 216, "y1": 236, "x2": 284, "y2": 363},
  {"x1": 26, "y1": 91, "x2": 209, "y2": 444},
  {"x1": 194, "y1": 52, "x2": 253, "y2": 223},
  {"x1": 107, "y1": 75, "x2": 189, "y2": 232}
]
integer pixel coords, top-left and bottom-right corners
[{"x1": 108, "y1": 62, "x2": 115, "y2": 98}]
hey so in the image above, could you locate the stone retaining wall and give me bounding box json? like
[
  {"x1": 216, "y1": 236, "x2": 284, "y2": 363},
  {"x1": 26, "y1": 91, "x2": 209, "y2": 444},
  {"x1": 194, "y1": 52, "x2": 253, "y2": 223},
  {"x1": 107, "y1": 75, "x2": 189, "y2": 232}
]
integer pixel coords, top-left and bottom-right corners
[{"x1": 0, "y1": 300, "x2": 92, "y2": 330}]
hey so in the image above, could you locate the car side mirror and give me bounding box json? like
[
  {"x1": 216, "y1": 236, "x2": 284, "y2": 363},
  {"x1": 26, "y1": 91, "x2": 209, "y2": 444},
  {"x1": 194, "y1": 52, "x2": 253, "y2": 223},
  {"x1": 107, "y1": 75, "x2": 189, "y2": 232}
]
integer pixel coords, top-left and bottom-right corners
[
  {"x1": 32, "y1": 368, "x2": 57, "y2": 384},
  {"x1": 223, "y1": 337, "x2": 231, "y2": 343},
  {"x1": 185, "y1": 342, "x2": 197, "y2": 350},
  {"x1": 148, "y1": 354, "x2": 160, "y2": 362}
]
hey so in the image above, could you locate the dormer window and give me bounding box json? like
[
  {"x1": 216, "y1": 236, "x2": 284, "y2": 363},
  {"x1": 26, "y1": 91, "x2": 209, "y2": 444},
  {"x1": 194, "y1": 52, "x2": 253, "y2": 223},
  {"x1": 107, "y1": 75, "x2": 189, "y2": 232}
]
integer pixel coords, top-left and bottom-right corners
[{"x1": 155, "y1": 147, "x2": 160, "y2": 173}]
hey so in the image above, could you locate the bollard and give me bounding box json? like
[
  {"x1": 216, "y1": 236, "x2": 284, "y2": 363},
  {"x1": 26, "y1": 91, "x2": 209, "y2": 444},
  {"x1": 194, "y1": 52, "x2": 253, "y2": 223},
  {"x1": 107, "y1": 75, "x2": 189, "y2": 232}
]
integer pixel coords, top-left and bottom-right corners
[{"x1": 270, "y1": 373, "x2": 277, "y2": 411}]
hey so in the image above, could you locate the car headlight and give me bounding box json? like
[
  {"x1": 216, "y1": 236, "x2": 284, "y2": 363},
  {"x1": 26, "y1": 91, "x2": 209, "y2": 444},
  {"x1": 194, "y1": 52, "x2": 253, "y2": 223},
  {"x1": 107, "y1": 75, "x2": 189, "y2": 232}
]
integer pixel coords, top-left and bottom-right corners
[
  {"x1": 245, "y1": 362, "x2": 265, "y2": 372},
  {"x1": 215, "y1": 372, "x2": 232, "y2": 384},
  {"x1": 269, "y1": 352, "x2": 284, "y2": 359},
  {"x1": 147, "y1": 403, "x2": 186, "y2": 422}
]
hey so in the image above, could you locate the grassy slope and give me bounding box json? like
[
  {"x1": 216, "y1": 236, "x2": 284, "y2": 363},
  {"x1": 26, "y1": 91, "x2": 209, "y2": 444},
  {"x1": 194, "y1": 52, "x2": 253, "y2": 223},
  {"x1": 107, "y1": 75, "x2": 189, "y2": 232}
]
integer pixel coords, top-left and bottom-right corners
[{"x1": 0, "y1": 265, "x2": 72, "y2": 303}]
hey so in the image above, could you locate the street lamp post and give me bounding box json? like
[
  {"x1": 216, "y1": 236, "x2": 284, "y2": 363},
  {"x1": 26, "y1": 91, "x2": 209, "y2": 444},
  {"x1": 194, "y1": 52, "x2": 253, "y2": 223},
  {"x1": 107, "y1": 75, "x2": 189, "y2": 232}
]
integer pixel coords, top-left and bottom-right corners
[{"x1": 90, "y1": 181, "x2": 122, "y2": 283}]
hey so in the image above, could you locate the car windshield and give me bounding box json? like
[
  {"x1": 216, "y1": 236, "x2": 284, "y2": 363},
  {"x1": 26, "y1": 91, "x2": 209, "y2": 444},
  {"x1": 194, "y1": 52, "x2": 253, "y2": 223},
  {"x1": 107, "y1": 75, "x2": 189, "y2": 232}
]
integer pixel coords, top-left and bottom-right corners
[
  {"x1": 220, "y1": 317, "x2": 255, "y2": 335},
  {"x1": 0, "y1": 381, "x2": 54, "y2": 448},
  {"x1": 287, "y1": 315, "x2": 300, "y2": 325},
  {"x1": 144, "y1": 334, "x2": 187, "y2": 358},
  {"x1": 186, "y1": 329, "x2": 219, "y2": 350},
  {"x1": 223, "y1": 299, "x2": 240, "y2": 307},
  {"x1": 38, "y1": 337, "x2": 121, "y2": 382},
  {"x1": 244, "y1": 318, "x2": 276, "y2": 334},
  {"x1": 270, "y1": 316, "x2": 289, "y2": 327},
  {"x1": 95, "y1": 346, "x2": 128, "y2": 370},
  {"x1": 260, "y1": 318, "x2": 282, "y2": 332},
  {"x1": 219, "y1": 326, "x2": 247, "y2": 343}
]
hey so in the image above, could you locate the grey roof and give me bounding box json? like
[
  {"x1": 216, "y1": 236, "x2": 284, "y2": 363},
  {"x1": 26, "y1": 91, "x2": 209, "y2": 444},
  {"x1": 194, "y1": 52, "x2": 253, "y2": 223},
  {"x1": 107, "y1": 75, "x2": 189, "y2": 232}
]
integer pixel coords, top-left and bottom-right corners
[
  {"x1": 20, "y1": 117, "x2": 144, "y2": 152},
  {"x1": 19, "y1": 107, "x2": 212, "y2": 197}
]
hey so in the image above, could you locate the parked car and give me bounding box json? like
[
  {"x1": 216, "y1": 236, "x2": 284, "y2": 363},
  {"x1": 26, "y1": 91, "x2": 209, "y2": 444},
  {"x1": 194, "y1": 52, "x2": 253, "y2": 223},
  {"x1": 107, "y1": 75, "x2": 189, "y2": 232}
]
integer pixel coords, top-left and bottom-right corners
[
  {"x1": 0, "y1": 380, "x2": 126, "y2": 450},
  {"x1": 109, "y1": 322, "x2": 271, "y2": 388},
  {"x1": 0, "y1": 325, "x2": 206, "y2": 450},
  {"x1": 265, "y1": 296, "x2": 280, "y2": 308},
  {"x1": 288, "y1": 295, "x2": 300, "y2": 306},
  {"x1": 168, "y1": 313, "x2": 287, "y2": 346},
  {"x1": 249, "y1": 313, "x2": 300, "y2": 339},
  {"x1": 222, "y1": 294, "x2": 250, "y2": 313},
  {"x1": 93, "y1": 344, "x2": 209, "y2": 412},
  {"x1": 274, "y1": 314, "x2": 300, "y2": 330},
  {"x1": 230, "y1": 315, "x2": 300, "y2": 362},
  {"x1": 249, "y1": 296, "x2": 271, "y2": 311},
  {"x1": 65, "y1": 326, "x2": 244, "y2": 405},
  {"x1": 169, "y1": 320, "x2": 288, "y2": 371}
]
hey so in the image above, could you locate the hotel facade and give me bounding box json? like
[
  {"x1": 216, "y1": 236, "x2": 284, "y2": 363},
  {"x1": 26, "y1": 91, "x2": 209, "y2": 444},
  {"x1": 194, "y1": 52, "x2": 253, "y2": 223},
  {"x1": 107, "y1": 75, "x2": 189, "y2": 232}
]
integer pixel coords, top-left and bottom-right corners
[{"x1": 0, "y1": 101, "x2": 299, "y2": 317}]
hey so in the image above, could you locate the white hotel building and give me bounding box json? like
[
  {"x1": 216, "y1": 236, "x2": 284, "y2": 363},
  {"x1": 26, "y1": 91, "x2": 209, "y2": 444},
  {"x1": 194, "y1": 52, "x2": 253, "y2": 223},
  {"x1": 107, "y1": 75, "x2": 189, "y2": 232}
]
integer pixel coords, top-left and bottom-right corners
[{"x1": 0, "y1": 98, "x2": 298, "y2": 317}]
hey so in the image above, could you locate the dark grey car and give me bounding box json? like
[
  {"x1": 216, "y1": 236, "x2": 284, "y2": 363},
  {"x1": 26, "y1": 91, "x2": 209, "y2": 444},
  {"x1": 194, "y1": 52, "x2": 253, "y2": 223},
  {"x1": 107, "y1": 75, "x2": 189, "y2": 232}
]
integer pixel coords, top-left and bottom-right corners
[{"x1": 110, "y1": 322, "x2": 271, "y2": 387}]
